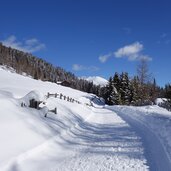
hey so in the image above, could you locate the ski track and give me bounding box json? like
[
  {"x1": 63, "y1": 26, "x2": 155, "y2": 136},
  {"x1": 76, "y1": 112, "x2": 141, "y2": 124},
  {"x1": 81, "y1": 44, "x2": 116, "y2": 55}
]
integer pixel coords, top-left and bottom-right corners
[{"x1": 112, "y1": 107, "x2": 171, "y2": 171}]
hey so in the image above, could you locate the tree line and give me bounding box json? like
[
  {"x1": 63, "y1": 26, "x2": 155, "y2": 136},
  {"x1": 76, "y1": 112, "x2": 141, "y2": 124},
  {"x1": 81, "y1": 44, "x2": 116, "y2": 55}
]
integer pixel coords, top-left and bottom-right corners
[
  {"x1": 100, "y1": 72, "x2": 158, "y2": 106},
  {"x1": 0, "y1": 43, "x2": 99, "y2": 95},
  {"x1": 99, "y1": 60, "x2": 171, "y2": 107}
]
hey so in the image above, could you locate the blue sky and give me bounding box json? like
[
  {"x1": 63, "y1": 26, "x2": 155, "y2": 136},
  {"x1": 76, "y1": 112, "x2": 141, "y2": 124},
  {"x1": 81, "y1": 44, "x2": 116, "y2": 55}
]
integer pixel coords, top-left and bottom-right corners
[{"x1": 0, "y1": 0, "x2": 171, "y2": 86}]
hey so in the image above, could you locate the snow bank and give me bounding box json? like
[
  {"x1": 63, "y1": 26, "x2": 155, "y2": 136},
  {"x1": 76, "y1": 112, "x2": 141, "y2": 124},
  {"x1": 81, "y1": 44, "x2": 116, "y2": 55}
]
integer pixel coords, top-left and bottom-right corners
[{"x1": 19, "y1": 90, "x2": 44, "y2": 107}]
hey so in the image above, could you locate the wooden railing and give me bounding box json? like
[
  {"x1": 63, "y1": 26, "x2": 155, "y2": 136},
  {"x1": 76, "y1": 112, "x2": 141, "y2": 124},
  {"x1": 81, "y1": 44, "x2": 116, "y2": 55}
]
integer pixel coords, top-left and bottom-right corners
[{"x1": 46, "y1": 92, "x2": 81, "y2": 104}]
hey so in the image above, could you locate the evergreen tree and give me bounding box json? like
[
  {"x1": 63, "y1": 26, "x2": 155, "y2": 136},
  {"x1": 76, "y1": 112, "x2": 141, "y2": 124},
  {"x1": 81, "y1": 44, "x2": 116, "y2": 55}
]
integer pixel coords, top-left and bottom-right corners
[
  {"x1": 130, "y1": 76, "x2": 140, "y2": 105},
  {"x1": 105, "y1": 77, "x2": 113, "y2": 105},
  {"x1": 120, "y1": 72, "x2": 131, "y2": 105},
  {"x1": 112, "y1": 72, "x2": 121, "y2": 104}
]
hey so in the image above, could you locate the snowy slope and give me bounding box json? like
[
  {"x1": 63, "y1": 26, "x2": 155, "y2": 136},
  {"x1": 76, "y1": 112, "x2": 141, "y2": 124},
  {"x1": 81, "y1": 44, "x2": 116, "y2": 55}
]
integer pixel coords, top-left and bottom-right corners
[
  {"x1": 0, "y1": 66, "x2": 171, "y2": 171},
  {"x1": 81, "y1": 76, "x2": 108, "y2": 86}
]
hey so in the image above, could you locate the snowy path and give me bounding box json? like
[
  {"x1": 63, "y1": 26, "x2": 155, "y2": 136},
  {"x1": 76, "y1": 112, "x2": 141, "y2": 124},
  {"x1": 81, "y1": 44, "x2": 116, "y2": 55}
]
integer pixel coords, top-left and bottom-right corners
[
  {"x1": 112, "y1": 107, "x2": 171, "y2": 171},
  {"x1": 7, "y1": 107, "x2": 148, "y2": 171},
  {"x1": 1, "y1": 107, "x2": 149, "y2": 171},
  {"x1": 52, "y1": 107, "x2": 148, "y2": 171}
]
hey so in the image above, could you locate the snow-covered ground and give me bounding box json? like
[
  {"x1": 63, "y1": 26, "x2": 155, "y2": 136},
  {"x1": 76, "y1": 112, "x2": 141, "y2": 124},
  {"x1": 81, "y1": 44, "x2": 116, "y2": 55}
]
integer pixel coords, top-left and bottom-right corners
[
  {"x1": 0, "y1": 66, "x2": 171, "y2": 171},
  {"x1": 108, "y1": 105, "x2": 171, "y2": 171},
  {"x1": 155, "y1": 98, "x2": 167, "y2": 105}
]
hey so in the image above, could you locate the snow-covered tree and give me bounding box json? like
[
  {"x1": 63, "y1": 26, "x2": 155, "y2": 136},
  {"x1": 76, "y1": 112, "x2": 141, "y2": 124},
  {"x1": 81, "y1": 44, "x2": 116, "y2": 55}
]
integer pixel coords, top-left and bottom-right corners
[
  {"x1": 112, "y1": 72, "x2": 121, "y2": 104},
  {"x1": 130, "y1": 76, "x2": 140, "y2": 105},
  {"x1": 120, "y1": 72, "x2": 131, "y2": 105}
]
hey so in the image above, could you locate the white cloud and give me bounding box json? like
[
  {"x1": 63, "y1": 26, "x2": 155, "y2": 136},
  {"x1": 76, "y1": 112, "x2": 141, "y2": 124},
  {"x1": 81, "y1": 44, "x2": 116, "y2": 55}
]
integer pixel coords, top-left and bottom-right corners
[
  {"x1": 114, "y1": 42, "x2": 152, "y2": 61},
  {"x1": 99, "y1": 42, "x2": 152, "y2": 63},
  {"x1": 114, "y1": 42, "x2": 143, "y2": 58},
  {"x1": 1, "y1": 35, "x2": 46, "y2": 53},
  {"x1": 72, "y1": 64, "x2": 99, "y2": 72},
  {"x1": 138, "y1": 55, "x2": 152, "y2": 61},
  {"x1": 99, "y1": 53, "x2": 111, "y2": 63}
]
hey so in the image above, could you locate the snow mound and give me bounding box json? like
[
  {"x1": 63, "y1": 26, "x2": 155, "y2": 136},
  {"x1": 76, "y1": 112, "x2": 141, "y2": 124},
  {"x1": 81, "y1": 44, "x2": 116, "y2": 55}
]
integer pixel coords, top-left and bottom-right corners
[
  {"x1": 20, "y1": 90, "x2": 44, "y2": 106},
  {"x1": 155, "y1": 98, "x2": 167, "y2": 105}
]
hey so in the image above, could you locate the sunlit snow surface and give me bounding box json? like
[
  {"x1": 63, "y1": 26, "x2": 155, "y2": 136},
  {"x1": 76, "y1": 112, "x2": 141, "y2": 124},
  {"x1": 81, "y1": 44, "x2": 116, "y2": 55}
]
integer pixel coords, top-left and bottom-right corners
[{"x1": 0, "y1": 66, "x2": 171, "y2": 171}]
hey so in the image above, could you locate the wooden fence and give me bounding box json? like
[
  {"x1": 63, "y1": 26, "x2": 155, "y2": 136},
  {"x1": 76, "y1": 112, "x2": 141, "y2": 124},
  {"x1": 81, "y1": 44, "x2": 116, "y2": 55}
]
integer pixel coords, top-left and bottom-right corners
[
  {"x1": 46, "y1": 92, "x2": 81, "y2": 104},
  {"x1": 21, "y1": 92, "x2": 93, "y2": 118}
]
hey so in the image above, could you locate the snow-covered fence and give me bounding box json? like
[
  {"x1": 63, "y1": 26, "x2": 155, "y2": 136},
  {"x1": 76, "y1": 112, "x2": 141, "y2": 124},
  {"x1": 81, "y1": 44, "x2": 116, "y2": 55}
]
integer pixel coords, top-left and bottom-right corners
[
  {"x1": 47, "y1": 92, "x2": 59, "y2": 98},
  {"x1": 46, "y1": 92, "x2": 81, "y2": 104}
]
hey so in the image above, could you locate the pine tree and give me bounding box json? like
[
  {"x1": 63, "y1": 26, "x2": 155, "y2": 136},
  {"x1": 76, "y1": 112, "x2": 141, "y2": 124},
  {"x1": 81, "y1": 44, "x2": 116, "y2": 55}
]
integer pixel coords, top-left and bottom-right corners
[
  {"x1": 130, "y1": 76, "x2": 140, "y2": 105},
  {"x1": 120, "y1": 72, "x2": 131, "y2": 105},
  {"x1": 105, "y1": 77, "x2": 113, "y2": 105},
  {"x1": 112, "y1": 72, "x2": 121, "y2": 104}
]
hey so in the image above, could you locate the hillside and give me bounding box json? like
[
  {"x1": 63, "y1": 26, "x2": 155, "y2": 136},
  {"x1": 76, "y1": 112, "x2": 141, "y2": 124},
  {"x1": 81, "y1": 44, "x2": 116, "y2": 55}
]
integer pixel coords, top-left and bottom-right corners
[
  {"x1": 0, "y1": 43, "x2": 100, "y2": 95},
  {"x1": 1, "y1": 66, "x2": 171, "y2": 171}
]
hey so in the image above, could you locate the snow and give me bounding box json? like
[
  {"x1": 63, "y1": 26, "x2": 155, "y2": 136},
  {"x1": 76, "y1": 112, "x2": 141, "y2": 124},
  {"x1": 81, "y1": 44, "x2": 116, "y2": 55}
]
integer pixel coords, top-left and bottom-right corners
[
  {"x1": 0, "y1": 66, "x2": 171, "y2": 170},
  {"x1": 107, "y1": 105, "x2": 171, "y2": 171},
  {"x1": 81, "y1": 76, "x2": 108, "y2": 86},
  {"x1": 155, "y1": 98, "x2": 167, "y2": 105},
  {"x1": 19, "y1": 90, "x2": 44, "y2": 106}
]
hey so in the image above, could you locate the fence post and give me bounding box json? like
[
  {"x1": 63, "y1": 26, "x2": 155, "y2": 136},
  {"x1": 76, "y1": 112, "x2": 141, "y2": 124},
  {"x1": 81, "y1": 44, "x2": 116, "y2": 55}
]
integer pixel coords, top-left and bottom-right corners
[
  {"x1": 55, "y1": 107, "x2": 57, "y2": 114},
  {"x1": 47, "y1": 92, "x2": 50, "y2": 98},
  {"x1": 60, "y1": 93, "x2": 63, "y2": 99}
]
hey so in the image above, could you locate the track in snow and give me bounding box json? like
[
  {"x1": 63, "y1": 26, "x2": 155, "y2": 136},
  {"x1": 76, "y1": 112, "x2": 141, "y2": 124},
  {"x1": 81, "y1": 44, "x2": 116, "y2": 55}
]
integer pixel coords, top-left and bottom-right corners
[
  {"x1": 2, "y1": 107, "x2": 149, "y2": 171},
  {"x1": 114, "y1": 108, "x2": 171, "y2": 171},
  {"x1": 51, "y1": 107, "x2": 148, "y2": 171}
]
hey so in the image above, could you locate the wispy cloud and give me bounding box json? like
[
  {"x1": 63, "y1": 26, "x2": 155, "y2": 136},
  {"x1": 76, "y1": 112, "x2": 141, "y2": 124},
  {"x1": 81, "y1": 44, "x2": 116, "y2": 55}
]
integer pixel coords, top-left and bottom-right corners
[
  {"x1": 1, "y1": 35, "x2": 46, "y2": 53},
  {"x1": 114, "y1": 42, "x2": 152, "y2": 61},
  {"x1": 99, "y1": 53, "x2": 111, "y2": 63},
  {"x1": 72, "y1": 64, "x2": 99, "y2": 72},
  {"x1": 98, "y1": 42, "x2": 152, "y2": 63}
]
